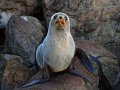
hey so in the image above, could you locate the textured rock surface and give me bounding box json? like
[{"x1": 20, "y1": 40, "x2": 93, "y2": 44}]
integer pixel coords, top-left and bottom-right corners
[
  {"x1": 113, "y1": 71, "x2": 120, "y2": 90},
  {"x1": 42, "y1": 0, "x2": 119, "y2": 36},
  {"x1": 0, "y1": 11, "x2": 13, "y2": 29},
  {"x1": 0, "y1": 54, "x2": 37, "y2": 90},
  {"x1": 4, "y1": 15, "x2": 45, "y2": 66},
  {"x1": 0, "y1": 57, "x2": 6, "y2": 89},
  {"x1": 74, "y1": 38, "x2": 119, "y2": 86},
  {"x1": 0, "y1": 0, "x2": 44, "y2": 29},
  {"x1": 0, "y1": 0, "x2": 38, "y2": 15}
]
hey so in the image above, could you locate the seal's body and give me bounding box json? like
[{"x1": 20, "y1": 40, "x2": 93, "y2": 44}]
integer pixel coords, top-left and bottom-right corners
[{"x1": 36, "y1": 12, "x2": 75, "y2": 72}]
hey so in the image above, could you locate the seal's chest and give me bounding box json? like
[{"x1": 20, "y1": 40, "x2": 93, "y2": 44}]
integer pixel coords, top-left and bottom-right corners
[
  {"x1": 46, "y1": 51, "x2": 72, "y2": 72},
  {"x1": 49, "y1": 39, "x2": 71, "y2": 59},
  {"x1": 45, "y1": 40, "x2": 73, "y2": 71}
]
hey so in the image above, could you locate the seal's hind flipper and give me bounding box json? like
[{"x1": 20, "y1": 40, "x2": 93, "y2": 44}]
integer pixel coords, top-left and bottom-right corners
[
  {"x1": 76, "y1": 48, "x2": 94, "y2": 73},
  {"x1": 22, "y1": 65, "x2": 50, "y2": 88}
]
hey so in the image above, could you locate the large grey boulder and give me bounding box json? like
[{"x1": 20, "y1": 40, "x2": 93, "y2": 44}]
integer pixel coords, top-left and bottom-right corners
[
  {"x1": 42, "y1": 0, "x2": 119, "y2": 37},
  {"x1": 0, "y1": 11, "x2": 13, "y2": 29},
  {"x1": 0, "y1": 0, "x2": 38, "y2": 15},
  {"x1": 74, "y1": 38, "x2": 119, "y2": 87},
  {"x1": 0, "y1": 0, "x2": 43, "y2": 29},
  {"x1": 0, "y1": 56, "x2": 6, "y2": 89},
  {"x1": 0, "y1": 54, "x2": 37, "y2": 90},
  {"x1": 5, "y1": 15, "x2": 45, "y2": 66}
]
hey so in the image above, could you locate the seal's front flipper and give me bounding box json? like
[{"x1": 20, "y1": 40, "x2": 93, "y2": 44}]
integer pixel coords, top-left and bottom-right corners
[
  {"x1": 22, "y1": 65, "x2": 50, "y2": 88},
  {"x1": 67, "y1": 62, "x2": 93, "y2": 85},
  {"x1": 22, "y1": 79, "x2": 48, "y2": 88},
  {"x1": 75, "y1": 48, "x2": 94, "y2": 73}
]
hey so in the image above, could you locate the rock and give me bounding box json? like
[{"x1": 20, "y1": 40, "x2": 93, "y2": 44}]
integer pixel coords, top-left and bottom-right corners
[
  {"x1": 74, "y1": 38, "x2": 119, "y2": 87},
  {"x1": 4, "y1": 15, "x2": 45, "y2": 66},
  {"x1": 0, "y1": 0, "x2": 38, "y2": 16},
  {"x1": 0, "y1": 54, "x2": 37, "y2": 90},
  {"x1": 15, "y1": 51, "x2": 99, "y2": 90},
  {"x1": 0, "y1": 11, "x2": 13, "y2": 29},
  {"x1": 0, "y1": 56, "x2": 6, "y2": 89},
  {"x1": 114, "y1": 82, "x2": 120, "y2": 90},
  {"x1": 42, "y1": 0, "x2": 120, "y2": 36},
  {"x1": 113, "y1": 71, "x2": 120, "y2": 83},
  {"x1": 16, "y1": 74, "x2": 98, "y2": 90},
  {"x1": 83, "y1": 20, "x2": 115, "y2": 42},
  {"x1": 113, "y1": 71, "x2": 120, "y2": 90},
  {"x1": 112, "y1": 11, "x2": 120, "y2": 21},
  {"x1": 0, "y1": 0, "x2": 44, "y2": 29}
]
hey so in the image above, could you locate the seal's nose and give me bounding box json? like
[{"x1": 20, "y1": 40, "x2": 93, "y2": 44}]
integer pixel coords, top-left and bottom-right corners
[{"x1": 59, "y1": 16, "x2": 62, "y2": 19}]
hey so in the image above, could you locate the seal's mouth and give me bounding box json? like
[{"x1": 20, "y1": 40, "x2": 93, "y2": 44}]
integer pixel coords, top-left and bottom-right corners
[
  {"x1": 55, "y1": 18, "x2": 65, "y2": 30},
  {"x1": 55, "y1": 20, "x2": 65, "y2": 26}
]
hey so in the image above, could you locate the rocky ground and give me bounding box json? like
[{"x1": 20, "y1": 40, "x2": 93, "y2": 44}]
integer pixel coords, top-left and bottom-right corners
[{"x1": 0, "y1": 0, "x2": 120, "y2": 90}]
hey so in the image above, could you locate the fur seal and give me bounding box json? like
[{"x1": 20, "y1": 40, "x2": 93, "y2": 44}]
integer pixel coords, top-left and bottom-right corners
[
  {"x1": 22, "y1": 12, "x2": 94, "y2": 87},
  {"x1": 36, "y1": 12, "x2": 75, "y2": 72}
]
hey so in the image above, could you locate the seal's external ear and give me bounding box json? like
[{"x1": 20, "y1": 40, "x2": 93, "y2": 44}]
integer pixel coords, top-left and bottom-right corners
[{"x1": 75, "y1": 47, "x2": 94, "y2": 73}]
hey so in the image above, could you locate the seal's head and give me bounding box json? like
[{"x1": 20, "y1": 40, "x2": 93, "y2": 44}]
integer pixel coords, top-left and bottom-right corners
[{"x1": 49, "y1": 12, "x2": 70, "y2": 32}]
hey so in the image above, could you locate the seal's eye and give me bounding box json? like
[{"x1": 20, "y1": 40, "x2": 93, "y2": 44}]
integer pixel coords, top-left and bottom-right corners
[
  {"x1": 64, "y1": 16, "x2": 67, "y2": 21},
  {"x1": 54, "y1": 15, "x2": 57, "y2": 20}
]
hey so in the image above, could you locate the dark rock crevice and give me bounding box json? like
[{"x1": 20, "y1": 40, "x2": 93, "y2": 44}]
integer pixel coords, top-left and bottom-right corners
[
  {"x1": 0, "y1": 28, "x2": 5, "y2": 53},
  {"x1": 0, "y1": 59, "x2": 6, "y2": 90},
  {"x1": 31, "y1": 0, "x2": 45, "y2": 21}
]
